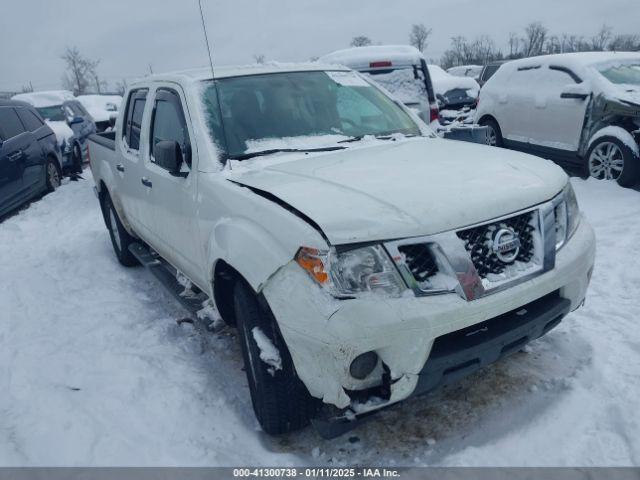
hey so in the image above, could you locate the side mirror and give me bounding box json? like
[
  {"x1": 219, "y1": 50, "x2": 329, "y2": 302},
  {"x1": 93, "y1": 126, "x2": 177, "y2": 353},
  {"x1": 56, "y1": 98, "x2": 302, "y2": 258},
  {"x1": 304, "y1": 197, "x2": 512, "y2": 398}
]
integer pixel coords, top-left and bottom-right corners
[
  {"x1": 69, "y1": 116, "x2": 84, "y2": 125},
  {"x1": 560, "y1": 83, "x2": 589, "y2": 100},
  {"x1": 154, "y1": 140, "x2": 187, "y2": 177}
]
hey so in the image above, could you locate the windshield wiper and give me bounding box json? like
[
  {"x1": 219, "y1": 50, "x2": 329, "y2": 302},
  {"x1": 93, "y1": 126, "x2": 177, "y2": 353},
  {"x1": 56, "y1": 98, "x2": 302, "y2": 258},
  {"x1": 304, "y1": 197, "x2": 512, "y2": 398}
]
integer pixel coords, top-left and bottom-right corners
[
  {"x1": 229, "y1": 146, "x2": 346, "y2": 161},
  {"x1": 338, "y1": 133, "x2": 418, "y2": 144}
]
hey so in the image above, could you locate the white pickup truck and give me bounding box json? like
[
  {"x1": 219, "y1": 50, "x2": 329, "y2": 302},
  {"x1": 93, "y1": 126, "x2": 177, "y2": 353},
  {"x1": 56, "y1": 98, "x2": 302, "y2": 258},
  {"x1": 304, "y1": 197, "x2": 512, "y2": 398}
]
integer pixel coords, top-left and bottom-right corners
[{"x1": 88, "y1": 63, "x2": 595, "y2": 438}]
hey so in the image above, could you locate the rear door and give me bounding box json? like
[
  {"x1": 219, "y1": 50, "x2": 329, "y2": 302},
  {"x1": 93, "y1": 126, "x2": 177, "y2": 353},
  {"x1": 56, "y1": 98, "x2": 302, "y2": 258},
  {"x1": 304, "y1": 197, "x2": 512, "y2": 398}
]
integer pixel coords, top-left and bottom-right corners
[
  {"x1": 499, "y1": 66, "x2": 542, "y2": 145},
  {"x1": 140, "y1": 85, "x2": 205, "y2": 285},
  {"x1": 0, "y1": 107, "x2": 33, "y2": 209},
  {"x1": 16, "y1": 107, "x2": 49, "y2": 191},
  {"x1": 527, "y1": 66, "x2": 588, "y2": 151},
  {"x1": 117, "y1": 88, "x2": 150, "y2": 234}
]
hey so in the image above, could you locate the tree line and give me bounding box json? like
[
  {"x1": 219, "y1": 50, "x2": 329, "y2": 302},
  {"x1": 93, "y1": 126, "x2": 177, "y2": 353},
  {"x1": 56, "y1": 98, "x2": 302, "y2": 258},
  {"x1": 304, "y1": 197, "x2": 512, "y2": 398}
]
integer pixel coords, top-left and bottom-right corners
[{"x1": 350, "y1": 22, "x2": 640, "y2": 69}]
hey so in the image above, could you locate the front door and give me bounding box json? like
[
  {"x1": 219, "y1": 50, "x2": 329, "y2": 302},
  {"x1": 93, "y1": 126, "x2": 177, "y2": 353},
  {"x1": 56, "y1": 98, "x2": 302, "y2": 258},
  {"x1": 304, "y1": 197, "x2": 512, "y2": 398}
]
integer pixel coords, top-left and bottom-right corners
[
  {"x1": 527, "y1": 67, "x2": 589, "y2": 152},
  {"x1": 140, "y1": 86, "x2": 205, "y2": 287}
]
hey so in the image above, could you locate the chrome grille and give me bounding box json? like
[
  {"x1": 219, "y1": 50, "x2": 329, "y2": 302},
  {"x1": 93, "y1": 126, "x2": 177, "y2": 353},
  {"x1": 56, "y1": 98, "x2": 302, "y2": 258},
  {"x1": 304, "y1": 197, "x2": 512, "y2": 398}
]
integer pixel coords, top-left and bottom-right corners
[
  {"x1": 456, "y1": 211, "x2": 536, "y2": 278},
  {"x1": 397, "y1": 243, "x2": 438, "y2": 282}
]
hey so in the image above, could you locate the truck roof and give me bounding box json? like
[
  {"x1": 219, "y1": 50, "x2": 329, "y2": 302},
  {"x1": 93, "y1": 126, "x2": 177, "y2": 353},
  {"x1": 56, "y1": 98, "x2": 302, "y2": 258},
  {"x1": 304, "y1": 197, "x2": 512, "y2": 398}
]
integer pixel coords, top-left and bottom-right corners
[
  {"x1": 131, "y1": 62, "x2": 350, "y2": 86},
  {"x1": 319, "y1": 45, "x2": 425, "y2": 71}
]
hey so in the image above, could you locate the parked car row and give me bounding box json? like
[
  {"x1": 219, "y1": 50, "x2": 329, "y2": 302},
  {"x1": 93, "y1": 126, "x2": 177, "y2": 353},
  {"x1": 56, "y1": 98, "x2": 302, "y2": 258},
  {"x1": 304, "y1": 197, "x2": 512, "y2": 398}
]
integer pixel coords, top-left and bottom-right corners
[
  {"x1": 319, "y1": 45, "x2": 487, "y2": 143},
  {"x1": 0, "y1": 91, "x2": 122, "y2": 218}
]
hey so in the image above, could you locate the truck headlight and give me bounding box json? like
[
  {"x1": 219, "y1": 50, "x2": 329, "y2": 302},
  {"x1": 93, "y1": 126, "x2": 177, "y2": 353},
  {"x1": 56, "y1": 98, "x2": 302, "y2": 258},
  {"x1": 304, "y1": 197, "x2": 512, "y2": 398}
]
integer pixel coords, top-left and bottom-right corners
[
  {"x1": 555, "y1": 182, "x2": 580, "y2": 249},
  {"x1": 295, "y1": 245, "x2": 407, "y2": 298}
]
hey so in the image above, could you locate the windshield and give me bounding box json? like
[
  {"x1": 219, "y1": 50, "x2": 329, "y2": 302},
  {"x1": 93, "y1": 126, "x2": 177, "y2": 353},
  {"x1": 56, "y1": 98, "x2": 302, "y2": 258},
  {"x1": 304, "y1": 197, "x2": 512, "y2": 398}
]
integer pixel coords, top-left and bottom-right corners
[
  {"x1": 597, "y1": 62, "x2": 640, "y2": 86},
  {"x1": 36, "y1": 105, "x2": 66, "y2": 122},
  {"x1": 361, "y1": 67, "x2": 428, "y2": 106},
  {"x1": 200, "y1": 70, "x2": 420, "y2": 158}
]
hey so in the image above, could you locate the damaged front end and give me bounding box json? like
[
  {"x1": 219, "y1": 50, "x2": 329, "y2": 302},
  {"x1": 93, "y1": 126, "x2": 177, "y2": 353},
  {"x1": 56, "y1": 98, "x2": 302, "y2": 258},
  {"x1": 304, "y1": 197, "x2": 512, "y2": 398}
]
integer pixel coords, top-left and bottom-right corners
[{"x1": 579, "y1": 92, "x2": 640, "y2": 157}]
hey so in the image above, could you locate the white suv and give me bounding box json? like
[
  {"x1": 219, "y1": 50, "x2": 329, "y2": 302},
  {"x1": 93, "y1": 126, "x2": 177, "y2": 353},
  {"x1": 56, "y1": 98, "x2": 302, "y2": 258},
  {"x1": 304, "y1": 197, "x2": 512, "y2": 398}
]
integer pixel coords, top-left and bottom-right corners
[{"x1": 476, "y1": 52, "x2": 640, "y2": 187}]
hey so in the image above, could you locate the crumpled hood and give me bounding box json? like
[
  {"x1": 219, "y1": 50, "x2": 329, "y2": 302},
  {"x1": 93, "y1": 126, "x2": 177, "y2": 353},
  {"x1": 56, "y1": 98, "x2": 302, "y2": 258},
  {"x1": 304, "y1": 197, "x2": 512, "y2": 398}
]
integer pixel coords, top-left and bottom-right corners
[{"x1": 228, "y1": 138, "x2": 567, "y2": 245}]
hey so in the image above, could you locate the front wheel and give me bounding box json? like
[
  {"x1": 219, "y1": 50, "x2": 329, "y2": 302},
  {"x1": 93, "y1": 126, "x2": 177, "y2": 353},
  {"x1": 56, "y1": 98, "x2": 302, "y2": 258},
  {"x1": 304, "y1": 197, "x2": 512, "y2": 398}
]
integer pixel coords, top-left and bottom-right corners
[
  {"x1": 233, "y1": 280, "x2": 316, "y2": 435},
  {"x1": 587, "y1": 136, "x2": 640, "y2": 187},
  {"x1": 103, "y1": 195, "x2": 139, "y2": 267}
]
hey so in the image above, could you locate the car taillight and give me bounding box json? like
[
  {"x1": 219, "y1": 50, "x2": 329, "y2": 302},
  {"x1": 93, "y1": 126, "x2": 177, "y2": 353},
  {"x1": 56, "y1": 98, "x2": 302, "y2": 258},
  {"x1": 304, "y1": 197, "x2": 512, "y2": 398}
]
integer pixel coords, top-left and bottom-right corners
[
  {"x1": 370, "y1": 61, "x2": 392, "y2": 68},
  {"x1": 429, "y1": 105, "x2": 439, "y2": 123}
]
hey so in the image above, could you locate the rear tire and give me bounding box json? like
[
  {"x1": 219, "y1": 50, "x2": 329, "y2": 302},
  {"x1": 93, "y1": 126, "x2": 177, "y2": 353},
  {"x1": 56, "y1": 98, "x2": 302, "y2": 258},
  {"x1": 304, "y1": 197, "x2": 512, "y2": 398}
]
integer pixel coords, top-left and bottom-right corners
[
  {"x1": 479, "y1": 117, "x2": 503, "y2": 147},
  {"x1": 72, "y1": 143, "x2": 83, "y2": 174},
  {"x1": 586, "y1": 135, "x2": 640, "y2": 188},
  {"x1": 233, "y1": 280, "x2": 315, "y2": 435},
  {"x1": 103, "y1": 195, "x2": 139, "y2": 267},
  {"x1": 45, "y1": 157, "x2": 61, "y2": 192}
]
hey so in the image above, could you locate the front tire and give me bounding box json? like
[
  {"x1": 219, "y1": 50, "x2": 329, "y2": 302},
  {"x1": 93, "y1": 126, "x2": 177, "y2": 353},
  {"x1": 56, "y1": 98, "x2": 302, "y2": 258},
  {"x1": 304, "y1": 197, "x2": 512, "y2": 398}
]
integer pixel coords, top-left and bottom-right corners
[
  {"x1": 103, "y1": 195, "x2": 139, "y2": 267},
  {"x1": 45, "y1": 157, "x2": 61, "y2": 192},
  {"x1": 586, "y1": 136, "x2": 640, "y2": 187},
  {"x1": 479, "y1": 117, "x2": 503, "y2": 147},
  {"x1": 233, "y1": 280, "x2": 315, "y2": 435}
]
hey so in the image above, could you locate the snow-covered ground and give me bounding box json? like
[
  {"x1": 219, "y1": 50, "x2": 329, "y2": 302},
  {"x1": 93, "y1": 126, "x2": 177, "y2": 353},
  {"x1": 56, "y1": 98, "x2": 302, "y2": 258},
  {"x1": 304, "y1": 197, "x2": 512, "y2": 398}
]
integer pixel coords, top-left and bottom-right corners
[{"x1": 1, "y1": 170, "x2": 639, "y2": 466}]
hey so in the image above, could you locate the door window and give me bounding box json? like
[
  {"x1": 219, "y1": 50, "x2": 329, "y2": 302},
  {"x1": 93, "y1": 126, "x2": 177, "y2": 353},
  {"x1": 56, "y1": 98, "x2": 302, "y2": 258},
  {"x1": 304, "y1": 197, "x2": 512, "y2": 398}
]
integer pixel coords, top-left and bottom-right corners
[
  {"x1": 0, "y1": 107, "x2": 27, "y2": 140},
  {"x1": 539, "y1": 68, "x2": 577, "y2": 87},
  {"x1": 123, "y1": 89, "x2": 148, "y2": 151},
  {"x1": 16, "y1": 108, "x2": 45, "y2": 132},
  {"x1": 149, "y1": 89, "x2": 191, "y2": 168}
]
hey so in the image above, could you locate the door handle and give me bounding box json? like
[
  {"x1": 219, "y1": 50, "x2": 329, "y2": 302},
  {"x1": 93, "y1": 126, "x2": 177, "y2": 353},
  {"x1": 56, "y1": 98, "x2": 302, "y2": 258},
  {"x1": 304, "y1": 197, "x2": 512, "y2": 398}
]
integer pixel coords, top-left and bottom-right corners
[
  {"x1": 141, "y1": 177, "x2": 152, "y2": 188},
  {"x1": 7, "y1": 150, "x2": 23, "y2": 162},
  {"x1": 116, "y1": 164, "x2": 125, "y2": 172}
]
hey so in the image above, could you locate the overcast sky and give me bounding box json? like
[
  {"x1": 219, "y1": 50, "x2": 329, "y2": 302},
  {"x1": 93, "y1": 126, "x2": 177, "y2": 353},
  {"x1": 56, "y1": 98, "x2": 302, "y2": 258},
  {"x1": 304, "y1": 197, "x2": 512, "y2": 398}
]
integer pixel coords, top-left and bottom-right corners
[{"x1": 1, "y1": 0, "x2": 638, "y2": 92}]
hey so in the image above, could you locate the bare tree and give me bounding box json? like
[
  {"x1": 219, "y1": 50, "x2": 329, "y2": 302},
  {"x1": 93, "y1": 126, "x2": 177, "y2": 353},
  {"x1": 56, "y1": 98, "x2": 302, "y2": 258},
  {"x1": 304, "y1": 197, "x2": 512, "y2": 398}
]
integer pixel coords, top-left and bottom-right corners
[
  {"x1": 61, "y1": 46, "x2": 100, "y2": 95},
  {"x1": 508, "y1": 32, "x2": 521, "y2": 58},
  {"x1": 609, "y1": 34, "x2": 640, "y2": 51},
  {"x1": 440, "y1": 35, "x2": 502, "y2": 69},
  {"x1": 115, "y1": 79, "x2": 128, "y2": 96},
  {"x1": 409, "y1": 23, "x2": 432, "y2": 52},
  {"x1": 591, "y1": 24, "x2": 613, "y2": 51},
  {"x1": 253, "y1": 54, "x2": 266, "y2": 64},
  {"x1": 521, "y1": 22, "x2": 548, "y2": 57},
  {"x1": 350, "y1": 36, "x2": 372, "y2": 47}
]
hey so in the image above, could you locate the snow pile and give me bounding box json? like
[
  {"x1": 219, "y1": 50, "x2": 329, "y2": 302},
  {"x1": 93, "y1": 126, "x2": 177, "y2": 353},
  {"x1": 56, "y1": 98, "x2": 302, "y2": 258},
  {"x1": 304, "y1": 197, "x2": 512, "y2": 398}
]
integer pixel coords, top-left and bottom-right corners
[
  {"x1": 12, "y1": 90, "x2": 75, "y2": 107},
  {"x1": 1, "y1": 170, "x2": 640, "y2": 466},
  {"x1": 77, "y1": 94, "x2": 122, "y2": 123},
  {"x1": 251, "y1": 327, "x2": 282, "y2": 376}
]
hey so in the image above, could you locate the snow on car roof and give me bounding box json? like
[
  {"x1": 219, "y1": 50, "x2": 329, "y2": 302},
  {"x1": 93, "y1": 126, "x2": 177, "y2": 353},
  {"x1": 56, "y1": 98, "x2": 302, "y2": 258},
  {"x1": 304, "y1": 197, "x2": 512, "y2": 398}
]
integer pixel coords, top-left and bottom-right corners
[
  {"x1": 12, "y1": 90, "x2": 75, "y2": 107},
  {"x1": 132, "y1": 62, "x2": 350, "y2": 86},
  {"x1": 504, "y1": 51, "x2": 640, "y2": 72},
  {"x1": 319, "y1": 45, "x2": 424, "y2": 70}
]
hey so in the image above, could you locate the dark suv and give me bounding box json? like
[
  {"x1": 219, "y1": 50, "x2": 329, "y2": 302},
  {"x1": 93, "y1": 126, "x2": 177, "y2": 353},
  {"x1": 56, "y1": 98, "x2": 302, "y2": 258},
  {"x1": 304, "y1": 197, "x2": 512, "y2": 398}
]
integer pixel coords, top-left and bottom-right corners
[
  {"x1": 0, "y1": 100, "x2": 62, "y2": 218},
  {"x1": 34, "y1": 99, "x2": 95, "y2": 173}
]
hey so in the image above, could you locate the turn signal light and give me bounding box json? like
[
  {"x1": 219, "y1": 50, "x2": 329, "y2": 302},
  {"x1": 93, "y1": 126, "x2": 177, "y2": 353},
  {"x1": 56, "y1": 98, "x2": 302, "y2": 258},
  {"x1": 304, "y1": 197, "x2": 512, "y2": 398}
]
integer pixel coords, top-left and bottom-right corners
[{"x1": 295, "y1": 247, "x2": 328, "y2": 284}]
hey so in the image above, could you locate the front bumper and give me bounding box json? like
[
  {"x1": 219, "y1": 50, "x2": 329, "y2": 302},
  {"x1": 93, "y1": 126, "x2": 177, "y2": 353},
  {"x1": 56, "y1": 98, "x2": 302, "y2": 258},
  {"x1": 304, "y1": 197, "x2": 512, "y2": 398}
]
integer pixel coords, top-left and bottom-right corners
[{"x1": 262, "y1": 218, "x2": 595, "y2": 419}]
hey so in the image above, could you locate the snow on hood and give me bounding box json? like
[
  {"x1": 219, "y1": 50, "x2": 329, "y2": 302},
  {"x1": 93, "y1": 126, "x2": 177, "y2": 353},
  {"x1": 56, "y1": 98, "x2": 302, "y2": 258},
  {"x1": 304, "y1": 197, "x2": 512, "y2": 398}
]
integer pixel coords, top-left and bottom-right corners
[
  {"x1": 45, "y1": 120, "x2": 74, "y2": 147},
  {"x1": 77, "y1": 94, "x2": 122, "y2": 122},
  {"x1": 12, "y1": 90, "x2": 75, "y2": 108},
  {"x1": 227, "y1": 137, "x2": 567, "y2": 244},
  {"x1": 428, "y1": 64, "x2": 480, "y2": 97}
]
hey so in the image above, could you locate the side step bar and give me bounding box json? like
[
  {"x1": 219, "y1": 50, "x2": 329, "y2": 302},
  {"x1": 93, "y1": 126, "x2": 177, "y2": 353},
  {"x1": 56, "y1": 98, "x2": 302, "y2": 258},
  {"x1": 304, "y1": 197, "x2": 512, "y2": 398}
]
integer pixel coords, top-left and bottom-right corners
[{"x1": 128, "y1": 242, "x2": 209, "y2": 317}]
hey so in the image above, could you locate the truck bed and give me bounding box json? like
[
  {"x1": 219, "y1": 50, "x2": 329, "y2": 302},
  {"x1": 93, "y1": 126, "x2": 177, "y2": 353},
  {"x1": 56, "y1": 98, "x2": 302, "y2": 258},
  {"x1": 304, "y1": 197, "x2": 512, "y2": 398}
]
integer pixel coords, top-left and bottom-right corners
[{"x1": 89, "y1": 131, "x2": 116, "y2": 151}]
